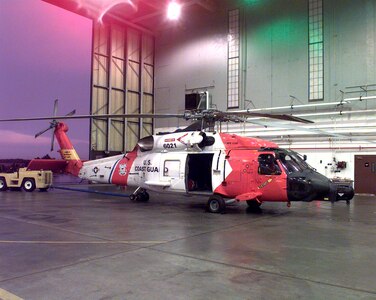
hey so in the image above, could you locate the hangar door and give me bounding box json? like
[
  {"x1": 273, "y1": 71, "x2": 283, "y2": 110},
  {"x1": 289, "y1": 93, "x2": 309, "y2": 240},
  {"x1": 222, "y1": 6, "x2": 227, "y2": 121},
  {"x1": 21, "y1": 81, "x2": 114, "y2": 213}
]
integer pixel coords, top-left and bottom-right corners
[
  {"x1": 91, "y1": 23, "x2": 154, "y2": 159},
  {"x1": 354, "y1": 155, "x2": 376, "y2": 194}
]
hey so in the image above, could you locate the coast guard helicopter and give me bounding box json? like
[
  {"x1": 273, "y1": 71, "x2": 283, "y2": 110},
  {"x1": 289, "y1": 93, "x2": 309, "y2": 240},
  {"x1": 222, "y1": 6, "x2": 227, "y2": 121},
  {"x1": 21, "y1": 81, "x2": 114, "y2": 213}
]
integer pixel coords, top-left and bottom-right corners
[{"x1": 0, "y1": 100, "x2": 354, "y2": 213}]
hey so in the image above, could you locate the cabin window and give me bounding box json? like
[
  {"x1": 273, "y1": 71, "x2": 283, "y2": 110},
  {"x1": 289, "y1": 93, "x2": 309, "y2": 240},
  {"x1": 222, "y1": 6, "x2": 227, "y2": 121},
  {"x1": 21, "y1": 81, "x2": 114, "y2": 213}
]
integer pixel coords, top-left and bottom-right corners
[
  {"x1": 258, "y1": 154, "x2": 281, "y2": 175},
  {"x1": 164, "y1": 160, "x2": 180, "y2": 178}
]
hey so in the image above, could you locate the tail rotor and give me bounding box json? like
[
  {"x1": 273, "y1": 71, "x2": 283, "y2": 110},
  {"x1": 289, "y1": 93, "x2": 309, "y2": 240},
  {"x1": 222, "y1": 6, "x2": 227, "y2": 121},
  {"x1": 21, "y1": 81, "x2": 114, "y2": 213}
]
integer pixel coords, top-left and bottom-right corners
[{"x1": 34, "y1": 99, "x2": 76, "y2": 152}]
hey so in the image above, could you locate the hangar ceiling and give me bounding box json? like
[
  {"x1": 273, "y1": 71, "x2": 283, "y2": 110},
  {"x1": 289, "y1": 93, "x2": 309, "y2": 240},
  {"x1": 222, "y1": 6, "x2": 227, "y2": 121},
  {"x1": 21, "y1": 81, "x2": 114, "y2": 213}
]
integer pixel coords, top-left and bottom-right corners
[{"x1": 43, "y1": 0, "x2": 217, "y2": 32}]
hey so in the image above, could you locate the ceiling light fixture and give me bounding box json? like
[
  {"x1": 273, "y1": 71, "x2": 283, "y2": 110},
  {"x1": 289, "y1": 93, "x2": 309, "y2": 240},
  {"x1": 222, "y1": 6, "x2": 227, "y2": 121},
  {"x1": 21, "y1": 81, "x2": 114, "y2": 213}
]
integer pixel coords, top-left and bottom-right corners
[{"x1": 167, "y1": 1, "x2": 181, "y2": 20}]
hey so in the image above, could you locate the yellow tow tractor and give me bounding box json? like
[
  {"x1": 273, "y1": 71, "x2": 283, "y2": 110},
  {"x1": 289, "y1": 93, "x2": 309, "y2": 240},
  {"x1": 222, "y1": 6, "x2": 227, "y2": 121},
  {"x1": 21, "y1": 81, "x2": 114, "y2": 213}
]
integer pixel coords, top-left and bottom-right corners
[{"x1": 0, "y1": 168, "x2": 53, "y2": 192}]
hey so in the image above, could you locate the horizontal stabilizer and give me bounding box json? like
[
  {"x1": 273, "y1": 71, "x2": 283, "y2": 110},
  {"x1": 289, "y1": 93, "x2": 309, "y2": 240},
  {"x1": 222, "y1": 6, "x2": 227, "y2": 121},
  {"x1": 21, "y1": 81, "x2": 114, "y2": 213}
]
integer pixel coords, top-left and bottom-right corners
[{"x1": 27, "y1": 159, "x2": 68, "y2": 173}]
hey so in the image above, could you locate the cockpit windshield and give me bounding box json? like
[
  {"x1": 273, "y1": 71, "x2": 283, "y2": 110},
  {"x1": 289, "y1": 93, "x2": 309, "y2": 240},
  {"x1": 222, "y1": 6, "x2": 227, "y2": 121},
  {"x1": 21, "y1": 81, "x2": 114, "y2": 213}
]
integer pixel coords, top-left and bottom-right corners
[{"x1": 275, "y1": 149, "x2": 312, "y2": 174}]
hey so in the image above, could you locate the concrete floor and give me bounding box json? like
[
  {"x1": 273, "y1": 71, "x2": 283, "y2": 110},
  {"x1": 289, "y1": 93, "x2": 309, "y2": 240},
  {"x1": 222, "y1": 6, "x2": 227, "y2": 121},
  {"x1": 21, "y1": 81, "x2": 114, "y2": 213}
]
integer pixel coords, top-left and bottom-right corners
[{"x1": 0, "y1": 185, "x2": 375, "y2": 300}]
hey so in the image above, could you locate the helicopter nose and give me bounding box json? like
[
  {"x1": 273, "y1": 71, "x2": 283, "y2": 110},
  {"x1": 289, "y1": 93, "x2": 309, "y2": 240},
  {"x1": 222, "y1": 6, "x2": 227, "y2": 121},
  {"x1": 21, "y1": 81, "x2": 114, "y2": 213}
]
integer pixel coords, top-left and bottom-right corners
[
  {"x1": 287, "y1": 172, "x2": 354, "y2": 202},
  {"x1": 327, "y1": 182, "x2": 355, "y2": 203},
  {"x1": 288, "y1": 174, "x2": 329, "y2": 202}
]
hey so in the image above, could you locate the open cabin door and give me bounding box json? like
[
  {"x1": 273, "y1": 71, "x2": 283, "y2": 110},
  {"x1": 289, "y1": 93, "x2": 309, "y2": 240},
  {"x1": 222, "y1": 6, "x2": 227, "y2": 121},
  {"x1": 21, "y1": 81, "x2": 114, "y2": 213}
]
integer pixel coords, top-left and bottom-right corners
[
  {"x1": 186, "y1": 153, "x2": 214, "y2": 193},
  {"x1": 161, "y1": 153, "x2": 187, "y2": 192}
]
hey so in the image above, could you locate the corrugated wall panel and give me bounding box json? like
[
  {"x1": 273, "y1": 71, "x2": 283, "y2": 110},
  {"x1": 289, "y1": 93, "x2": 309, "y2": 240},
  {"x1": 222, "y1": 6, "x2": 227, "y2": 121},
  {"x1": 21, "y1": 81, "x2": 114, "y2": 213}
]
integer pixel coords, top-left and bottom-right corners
[{"x1": 90, "y1": 22, "x2": 154, "y2": 157}]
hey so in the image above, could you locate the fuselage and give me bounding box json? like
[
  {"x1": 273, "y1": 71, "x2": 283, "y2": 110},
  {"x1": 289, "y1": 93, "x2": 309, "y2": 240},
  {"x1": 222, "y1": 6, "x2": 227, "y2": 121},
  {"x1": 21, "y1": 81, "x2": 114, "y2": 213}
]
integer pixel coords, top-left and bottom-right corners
[{"x1": 77, "y1": 131, "x2": 354, "y2": 203}]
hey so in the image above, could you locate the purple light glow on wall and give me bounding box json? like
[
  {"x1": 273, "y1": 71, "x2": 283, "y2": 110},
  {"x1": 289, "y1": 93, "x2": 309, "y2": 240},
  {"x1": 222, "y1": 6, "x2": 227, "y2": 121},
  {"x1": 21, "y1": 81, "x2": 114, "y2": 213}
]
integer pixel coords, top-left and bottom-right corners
[{"x1": 0, "y1": 0, "x2": 92, "y2": 159}]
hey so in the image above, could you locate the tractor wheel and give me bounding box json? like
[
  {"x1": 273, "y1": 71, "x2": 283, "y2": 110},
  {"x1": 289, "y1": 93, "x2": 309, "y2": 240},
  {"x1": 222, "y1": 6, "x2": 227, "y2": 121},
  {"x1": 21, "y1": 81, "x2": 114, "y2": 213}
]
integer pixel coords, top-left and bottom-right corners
[
  {"x1": 206, "y1": 194, "x2": 226, "y2": 214},
  {"x1": 22, "y1": 178, "x2": 36, "y2": 192},
  {"x1": 0, "y1": 177, "x2": 7, "y2": 191}
]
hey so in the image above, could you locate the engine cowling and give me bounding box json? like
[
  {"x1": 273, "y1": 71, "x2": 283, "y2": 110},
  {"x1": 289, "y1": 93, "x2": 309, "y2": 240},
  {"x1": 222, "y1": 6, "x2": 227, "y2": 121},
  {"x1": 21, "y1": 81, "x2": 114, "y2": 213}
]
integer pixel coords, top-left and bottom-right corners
[{"x1": 138, "y1": 132, "x2": 206, "y2": 152}]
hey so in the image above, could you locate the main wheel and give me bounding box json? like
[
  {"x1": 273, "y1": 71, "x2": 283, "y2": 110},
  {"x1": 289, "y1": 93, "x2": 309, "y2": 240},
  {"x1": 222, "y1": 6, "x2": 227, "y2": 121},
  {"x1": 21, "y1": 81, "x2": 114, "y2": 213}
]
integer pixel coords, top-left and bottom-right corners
[
  {"x1": 206, "y1": 195, "x2": 226, "y2": 214},
  {"x1": 130, "y1": 194, "x2": 138, "y2": 202},
  {"x1": 0, "y1": 177, "x2": 7, "y2": 191},
  {"x1": 22, "y1": 178, "x2": 36, "y2": 192},
  {"x1": 130, "y1": 191, "x2": 149, "y2": 202},
  {"x1": 246, "y1": 200, "x2": 261, "y2": 210},
  {"x1": 140, "y1": 191, "x2": 149, "y2": 202}
]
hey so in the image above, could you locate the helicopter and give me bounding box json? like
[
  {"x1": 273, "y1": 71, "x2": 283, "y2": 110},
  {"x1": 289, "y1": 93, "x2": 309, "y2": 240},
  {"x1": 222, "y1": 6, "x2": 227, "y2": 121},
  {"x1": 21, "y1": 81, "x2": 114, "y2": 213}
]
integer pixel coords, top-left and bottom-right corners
[{"x1": 0, "y1": 100, "x2": 354, "y2": 213}]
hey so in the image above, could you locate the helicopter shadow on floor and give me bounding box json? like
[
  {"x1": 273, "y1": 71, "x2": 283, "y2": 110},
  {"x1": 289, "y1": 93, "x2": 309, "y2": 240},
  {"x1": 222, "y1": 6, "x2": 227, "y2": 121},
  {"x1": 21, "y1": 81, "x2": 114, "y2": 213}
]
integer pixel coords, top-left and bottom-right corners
[{"x1": 186, "y1": 200, "x2": 291, "y2": 216}]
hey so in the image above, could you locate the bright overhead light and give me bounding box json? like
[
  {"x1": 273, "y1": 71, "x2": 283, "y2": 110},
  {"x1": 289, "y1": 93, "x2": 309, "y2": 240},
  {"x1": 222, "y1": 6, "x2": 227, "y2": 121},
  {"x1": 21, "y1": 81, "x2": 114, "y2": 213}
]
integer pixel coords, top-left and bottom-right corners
[{"x1": 167, "y1": 1, "x2": 181, "y2": 20}]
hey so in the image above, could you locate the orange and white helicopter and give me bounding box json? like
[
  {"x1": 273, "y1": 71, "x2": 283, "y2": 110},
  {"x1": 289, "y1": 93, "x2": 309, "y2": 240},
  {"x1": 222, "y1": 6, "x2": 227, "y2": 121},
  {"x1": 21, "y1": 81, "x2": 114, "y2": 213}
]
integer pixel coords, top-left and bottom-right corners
[{"x1": 0, "y1": 101, "x2": 354, "y2": 213}]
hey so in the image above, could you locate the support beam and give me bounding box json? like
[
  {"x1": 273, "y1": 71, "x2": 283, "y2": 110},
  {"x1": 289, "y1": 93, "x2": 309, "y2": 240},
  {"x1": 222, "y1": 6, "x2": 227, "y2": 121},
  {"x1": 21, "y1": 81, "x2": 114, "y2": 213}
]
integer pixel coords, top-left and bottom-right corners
[{"x1": 197, "y1": 0, "x2": 216, "y2": 12}]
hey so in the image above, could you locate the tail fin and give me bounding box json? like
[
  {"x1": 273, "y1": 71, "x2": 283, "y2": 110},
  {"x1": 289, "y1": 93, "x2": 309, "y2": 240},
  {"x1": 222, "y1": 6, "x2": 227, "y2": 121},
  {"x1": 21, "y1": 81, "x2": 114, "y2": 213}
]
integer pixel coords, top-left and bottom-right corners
[{"x1": 54, "y1": 122, "x2": 83, "y2": 176}]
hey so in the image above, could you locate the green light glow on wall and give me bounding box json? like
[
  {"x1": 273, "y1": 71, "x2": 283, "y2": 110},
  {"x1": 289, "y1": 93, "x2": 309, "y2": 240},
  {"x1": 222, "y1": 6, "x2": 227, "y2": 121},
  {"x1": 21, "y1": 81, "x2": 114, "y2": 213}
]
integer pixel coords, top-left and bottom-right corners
[{"x1": 243, "y1": 0, "x2": 265, "y2": 6}]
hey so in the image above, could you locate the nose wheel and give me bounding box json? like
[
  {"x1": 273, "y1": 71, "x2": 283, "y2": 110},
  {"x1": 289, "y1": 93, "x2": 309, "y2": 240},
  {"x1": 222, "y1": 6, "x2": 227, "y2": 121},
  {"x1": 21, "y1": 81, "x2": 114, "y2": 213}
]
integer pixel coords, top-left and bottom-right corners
[
  {"x1": 206, "y1": 194, "x2": 226, "y2": 214},
  {"x1": 246, "y1": 200, "x2": 262, "y2": 210}
]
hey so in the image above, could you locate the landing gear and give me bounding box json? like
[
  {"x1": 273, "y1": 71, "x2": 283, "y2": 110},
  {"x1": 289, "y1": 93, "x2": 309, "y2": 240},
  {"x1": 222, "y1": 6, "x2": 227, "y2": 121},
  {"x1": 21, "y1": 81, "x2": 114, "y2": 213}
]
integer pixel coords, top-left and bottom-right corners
[
  {"x1": 206, "y1": 194, "x2": 226, "y2": 214},
  {"x1": 130, "y1": 188, "x2": 149, "y2": 202},
  {"x1": 246, "y1": 200, "x2": 261, "y2": 210}
]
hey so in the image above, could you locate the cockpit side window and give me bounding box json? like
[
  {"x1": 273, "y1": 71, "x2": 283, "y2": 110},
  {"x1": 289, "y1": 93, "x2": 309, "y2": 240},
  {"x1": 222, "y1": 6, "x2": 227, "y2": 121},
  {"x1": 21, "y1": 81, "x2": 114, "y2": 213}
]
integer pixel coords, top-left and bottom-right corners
[
  {"x1": 277, "y1": 150, "x2": 310, "y2": 173},
  {"x1": 258, "y1": 154, "x2": 281, "y2": 175}
]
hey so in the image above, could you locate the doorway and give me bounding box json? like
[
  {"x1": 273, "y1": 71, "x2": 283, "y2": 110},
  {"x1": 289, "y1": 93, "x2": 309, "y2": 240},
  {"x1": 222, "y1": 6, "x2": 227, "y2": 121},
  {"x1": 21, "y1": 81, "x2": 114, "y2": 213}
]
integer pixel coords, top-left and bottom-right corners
[
  {"x1": 354, "y1": 155, "x2": 376, "y2": 194},
  {"x1": 186, "y1": 154, "x2": 213, "y2": 192}
]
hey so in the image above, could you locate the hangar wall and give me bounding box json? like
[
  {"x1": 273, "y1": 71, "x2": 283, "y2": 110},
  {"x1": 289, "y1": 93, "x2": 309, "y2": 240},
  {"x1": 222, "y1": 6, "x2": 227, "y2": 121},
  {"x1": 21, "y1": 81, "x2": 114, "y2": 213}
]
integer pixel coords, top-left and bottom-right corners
[
  {"x1": 302, "y1": 150, "x2": 362, "y2": 180},
  {"x1": 155, "y1": 5, "x2": 229, "y2": 130},
  {"x1": 243, "y1": 0, "x2": 308, "y2": 108},
  {"x1": 245, "y1": 0, "x2": 376, "y2": 106},
  {"x1": 155, "y1": 0, "x2": 376, "y2": 113},
  {"x1": 154, "y1": 0, "x2": 376, "y2": 183}
]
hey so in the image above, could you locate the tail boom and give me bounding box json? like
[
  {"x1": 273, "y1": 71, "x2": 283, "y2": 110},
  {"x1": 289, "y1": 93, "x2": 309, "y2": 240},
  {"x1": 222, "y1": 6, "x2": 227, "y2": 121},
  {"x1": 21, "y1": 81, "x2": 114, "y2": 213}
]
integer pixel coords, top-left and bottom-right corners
[{"x1": 54, "y1": 122, "x2": 83, "y2": 176}]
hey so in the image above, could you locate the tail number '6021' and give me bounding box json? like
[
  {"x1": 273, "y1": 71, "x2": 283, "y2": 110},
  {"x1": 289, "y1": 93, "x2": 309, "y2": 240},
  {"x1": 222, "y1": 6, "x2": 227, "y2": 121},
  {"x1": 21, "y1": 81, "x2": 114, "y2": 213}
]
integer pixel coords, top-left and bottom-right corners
[{"x1": 163, "y1": 143, "x2": 177, "y2": 149}]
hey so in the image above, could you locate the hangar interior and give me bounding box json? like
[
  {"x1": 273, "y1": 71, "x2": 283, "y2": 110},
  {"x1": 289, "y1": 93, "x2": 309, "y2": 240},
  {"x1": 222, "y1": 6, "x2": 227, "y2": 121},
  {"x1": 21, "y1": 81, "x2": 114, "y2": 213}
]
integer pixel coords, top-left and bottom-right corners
[
  {"x1": 1, "y1": 1, "x2": 376, "y2": 299},
  {"x1": 44, "y1": 0, "x2": 376, "y2": 194}
]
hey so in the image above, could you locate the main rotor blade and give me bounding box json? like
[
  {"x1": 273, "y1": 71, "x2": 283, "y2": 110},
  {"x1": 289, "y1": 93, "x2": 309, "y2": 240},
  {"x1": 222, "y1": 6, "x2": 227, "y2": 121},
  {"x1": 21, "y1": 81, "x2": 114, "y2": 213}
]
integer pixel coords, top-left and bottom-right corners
[
  {"x1": 229, "y1": 111, "x2": 314, "y2": 124},
  {"x1": 0, "y1": 113, "x2": 186, "y2": 122},
  {"x1": 34, "y1": 124, "x2": 55, "y2": 138},
  {"x1": 174, "y1": 120, "x2": 213, "y2": 132},
  {"x1": 65, "y1": 109, "x2": 76, "y2": 117},
  {"x1": 243, "y1": 119, "x2": 376, "y2": 144},
  {"x1": 53, "y1": 99, "x2": 58, "y2": 117}
]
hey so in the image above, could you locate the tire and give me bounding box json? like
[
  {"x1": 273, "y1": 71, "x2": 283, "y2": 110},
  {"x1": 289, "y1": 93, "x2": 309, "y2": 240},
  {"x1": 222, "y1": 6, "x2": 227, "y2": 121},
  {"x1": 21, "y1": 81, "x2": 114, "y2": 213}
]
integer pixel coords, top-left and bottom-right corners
[
  {"x1": 206, "y1": 194, "x2": 226, "y2": 214},
  {"x1": 130, "y1": 192, "x2": 149, "y2": 202},
  {"x1": 140, "y1": 191, "x2": 149, "y2": 202},
  {"x1": 246, "y1": 200, "x2": 261, "y2": 209},
  {"x1": 22, "y1": 178, "x2": 36, "y2": 192},
  {"x1": 130, "y1": 194, "x2": 137, "y2": 202},
  {"x1": 0, "y1": 177, "x2": 7, "y2": 191}
]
